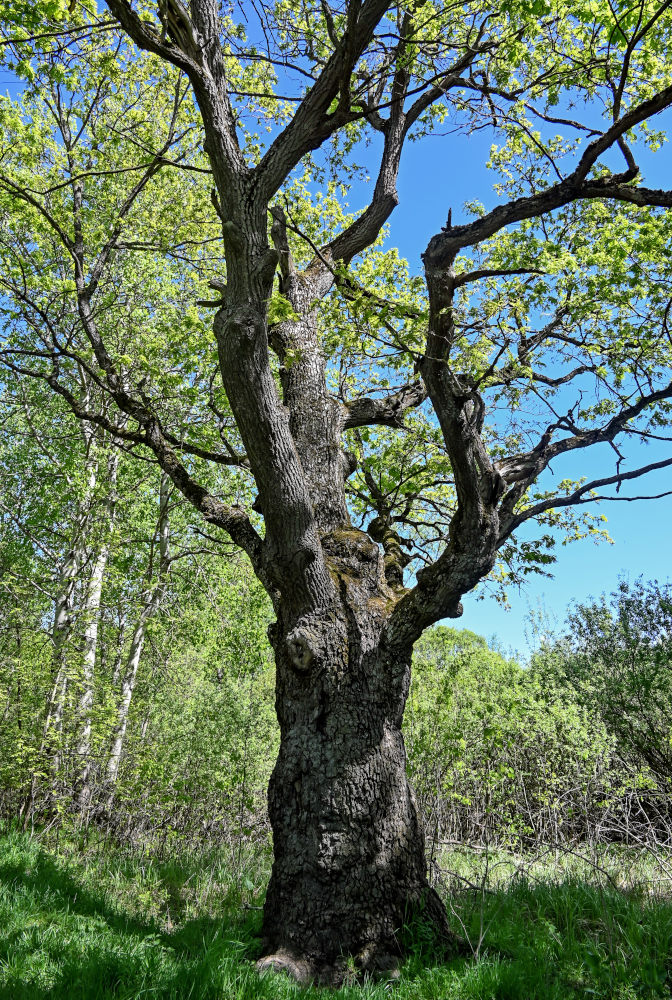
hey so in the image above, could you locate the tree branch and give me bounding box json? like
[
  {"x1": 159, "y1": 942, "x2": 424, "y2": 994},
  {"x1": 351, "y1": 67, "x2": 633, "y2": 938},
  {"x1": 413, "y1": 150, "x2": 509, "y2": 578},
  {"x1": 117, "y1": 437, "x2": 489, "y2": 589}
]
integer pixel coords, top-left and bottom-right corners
[
  {"x1": 342, "y1": 380, "x2": 427, "y2": 429},
  {"x1": 496, "y1": 379, "x2": 672, "y2": 537},
  {"x1": 253, "y1": 0, "x2": 391, "y2": 203},
  {"x1": 504, "y1": 456, "x2": 672, "y2": 535},
  {"x1": 104, "y1": 0, "x2": 200, "y2": 72},
  {"x1": 423, "y1": 82, "x2": 672, "y2": 270},
  {"x1": 42, "y1": 368, "x2": 266, "y2": 577}
]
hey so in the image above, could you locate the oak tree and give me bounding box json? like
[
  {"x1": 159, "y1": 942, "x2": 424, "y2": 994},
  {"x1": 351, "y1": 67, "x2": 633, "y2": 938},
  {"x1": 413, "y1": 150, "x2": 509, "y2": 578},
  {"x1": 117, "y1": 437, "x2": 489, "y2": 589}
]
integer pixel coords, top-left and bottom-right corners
[{"x1": 2, "y1": 0, "x2": 672, "y2": 983}]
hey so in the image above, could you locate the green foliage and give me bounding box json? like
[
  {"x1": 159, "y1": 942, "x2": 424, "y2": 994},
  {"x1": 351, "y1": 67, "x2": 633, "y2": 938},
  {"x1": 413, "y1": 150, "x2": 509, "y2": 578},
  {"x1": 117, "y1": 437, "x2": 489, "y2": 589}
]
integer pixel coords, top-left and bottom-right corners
[
  {"x1": 533, "y1": 578, "x2": 672, "y2": 786},
  {"x1": 0, "y1": 36, "x2": 250, "y2": 475},
  {"x1": 0, "y1": 379, "x2": 274, "y2": 835},
  {"x1": 110, "y1": 558, "x2": 277, "y2": 843},
  {"x1": 405, "y1": 626, "x2": 636, "y2": 846},
  {"x1": 267, "y1": 292, "x2": 300, "y2": 326},
  {"x1": 2, "y1": 0, "x2": 672, "y2": 602},
  {"x1": 1, "y1": 3, "x2": 672, "y2": 975}
]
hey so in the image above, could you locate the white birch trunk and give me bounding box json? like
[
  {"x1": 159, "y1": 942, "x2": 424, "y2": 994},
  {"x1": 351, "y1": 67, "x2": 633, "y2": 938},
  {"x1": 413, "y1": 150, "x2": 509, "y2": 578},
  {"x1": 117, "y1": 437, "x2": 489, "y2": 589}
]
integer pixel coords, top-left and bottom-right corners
[
  {"x1": 49, "y1": 426, "x2": 101, "y2": 773},
  {"x1": 76, "y1": 446, "x2": 121, "y2": 809},
  {"x1": 106, "y1": 474, "x2": 170, "y2": 790},
  {"x1": 111, "y1": 612, "x2": 127, "y2": 687},
  {"x1": 21, "y1": 417, "x2": 102, "y2": 822},
  {"x1": 21, "y1": 506, "x2": 87, "y2": 823}
]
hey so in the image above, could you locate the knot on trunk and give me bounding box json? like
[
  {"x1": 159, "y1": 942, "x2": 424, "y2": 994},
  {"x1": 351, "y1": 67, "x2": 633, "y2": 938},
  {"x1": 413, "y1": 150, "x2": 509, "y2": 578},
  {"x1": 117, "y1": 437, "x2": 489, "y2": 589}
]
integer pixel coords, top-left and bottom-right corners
[
  {"x1": 220, "y1": 219, "x2": 245, "y2": 253},
  {"x1": 286, "y1": 626, "x2": 317, "y2": 672},
  {"x1": 282, "y1": 614, "x2": 348, "y2": 678},
  {"x1": 341, "y1": 448, "x2": 358, "y2": 477},
  {"x1": 214, "y1": 304, "x2": 259, "y2": 344}
]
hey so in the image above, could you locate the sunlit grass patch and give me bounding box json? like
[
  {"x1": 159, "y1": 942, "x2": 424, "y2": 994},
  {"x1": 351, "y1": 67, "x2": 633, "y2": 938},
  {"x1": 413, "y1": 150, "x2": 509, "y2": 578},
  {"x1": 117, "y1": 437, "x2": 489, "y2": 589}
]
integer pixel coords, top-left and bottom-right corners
[{"x1": 1, "y1": 827, "x2": 672, "y2": 999}]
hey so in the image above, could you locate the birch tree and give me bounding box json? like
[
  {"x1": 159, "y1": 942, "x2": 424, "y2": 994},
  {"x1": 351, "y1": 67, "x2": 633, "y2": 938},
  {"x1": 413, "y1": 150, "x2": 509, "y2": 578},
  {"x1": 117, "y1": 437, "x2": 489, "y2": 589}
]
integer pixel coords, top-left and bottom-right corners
[
  {"x1": 76, "y1": 439, "x2": 121, "y2": 810},
  {"x1": 106, "y1": 473, "x2": 171, "y2": 790}
]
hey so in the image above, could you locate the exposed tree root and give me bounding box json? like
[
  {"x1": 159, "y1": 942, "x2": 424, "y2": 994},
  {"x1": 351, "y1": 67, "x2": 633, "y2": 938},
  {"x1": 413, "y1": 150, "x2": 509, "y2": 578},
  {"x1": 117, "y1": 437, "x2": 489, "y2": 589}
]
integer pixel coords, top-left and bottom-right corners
[
  {"x1": 256, "y1": 949, "x2": 314, "y2": 985},
  {"x1": 256, "y1": 888, "x2": 468, "y2": 987}
]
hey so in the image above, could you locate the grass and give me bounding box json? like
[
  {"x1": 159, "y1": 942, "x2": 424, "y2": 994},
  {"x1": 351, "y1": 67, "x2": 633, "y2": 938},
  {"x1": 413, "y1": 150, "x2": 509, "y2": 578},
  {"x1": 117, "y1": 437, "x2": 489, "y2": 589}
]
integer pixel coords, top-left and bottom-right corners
[{"x1": 1, "y1": 824, "x2": 672, "y2": 999}]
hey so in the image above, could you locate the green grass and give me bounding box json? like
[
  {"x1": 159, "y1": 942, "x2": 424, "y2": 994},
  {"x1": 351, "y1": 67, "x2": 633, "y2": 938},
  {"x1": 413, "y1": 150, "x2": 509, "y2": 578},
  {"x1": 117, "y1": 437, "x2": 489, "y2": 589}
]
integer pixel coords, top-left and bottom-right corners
[{"x1": 1, "y1": 825, "x2": 672, "y2": 999}]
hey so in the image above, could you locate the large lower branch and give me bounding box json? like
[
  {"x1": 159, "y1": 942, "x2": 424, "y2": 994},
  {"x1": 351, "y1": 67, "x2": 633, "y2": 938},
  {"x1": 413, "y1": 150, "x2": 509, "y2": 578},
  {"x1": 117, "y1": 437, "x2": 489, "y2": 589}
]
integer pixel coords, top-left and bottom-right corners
[
  {"x1": 141, "y1": 418, "x2": 265, "y2": 570},
  {"x1": 385, "y1": 525, "x2": 499, "y2": 650}
]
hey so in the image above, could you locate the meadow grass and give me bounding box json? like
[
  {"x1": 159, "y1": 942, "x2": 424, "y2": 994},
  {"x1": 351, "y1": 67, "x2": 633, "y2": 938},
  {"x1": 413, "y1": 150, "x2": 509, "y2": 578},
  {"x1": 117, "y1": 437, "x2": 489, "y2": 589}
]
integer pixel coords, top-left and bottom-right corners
[{"x1": 1, "y1": 824, "x2": 672, "y2": 999}]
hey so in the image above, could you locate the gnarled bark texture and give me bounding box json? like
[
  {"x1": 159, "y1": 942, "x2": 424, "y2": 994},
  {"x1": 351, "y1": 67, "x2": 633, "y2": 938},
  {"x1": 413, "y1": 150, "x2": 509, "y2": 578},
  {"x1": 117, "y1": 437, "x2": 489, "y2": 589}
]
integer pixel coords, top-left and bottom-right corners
[{"x1": 260, "y1": 530, "x2": 450, "y2": 983}]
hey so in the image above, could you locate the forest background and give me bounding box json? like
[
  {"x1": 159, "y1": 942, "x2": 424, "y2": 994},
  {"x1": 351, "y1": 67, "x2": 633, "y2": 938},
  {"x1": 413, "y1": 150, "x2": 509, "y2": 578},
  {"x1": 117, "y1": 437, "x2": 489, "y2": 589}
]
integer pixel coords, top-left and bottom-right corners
[{"x1": 1, "y1": 0, "x2": 672, "y2": 997}]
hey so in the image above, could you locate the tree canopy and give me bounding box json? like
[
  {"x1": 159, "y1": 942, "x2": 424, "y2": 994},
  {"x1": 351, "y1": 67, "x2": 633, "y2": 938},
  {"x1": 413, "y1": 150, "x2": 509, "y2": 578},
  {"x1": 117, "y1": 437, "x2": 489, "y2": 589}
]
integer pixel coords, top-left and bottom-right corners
[{"x1": 1, "y1": 1, "x2": 671, "y2": 613}]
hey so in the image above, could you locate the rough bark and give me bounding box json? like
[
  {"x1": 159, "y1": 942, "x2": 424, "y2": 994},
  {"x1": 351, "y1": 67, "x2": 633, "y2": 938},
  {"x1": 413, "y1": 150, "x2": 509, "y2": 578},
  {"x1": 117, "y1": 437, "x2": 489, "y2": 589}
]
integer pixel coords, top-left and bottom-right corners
[
  {"x1": 269, "y1": 213, "x2": 352, "y2": 535},
  {"x1": 95, "y1": 9, "x2": 472, "y2": 975},
  {"x1": 258, "y1": 528, "x2": 454, "y2": 984}
]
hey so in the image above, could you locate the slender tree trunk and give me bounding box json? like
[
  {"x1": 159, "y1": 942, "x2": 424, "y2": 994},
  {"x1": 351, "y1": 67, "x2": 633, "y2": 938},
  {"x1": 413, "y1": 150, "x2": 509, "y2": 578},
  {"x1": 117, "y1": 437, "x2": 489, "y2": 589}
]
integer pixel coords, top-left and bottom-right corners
[
  {"x1": 106, "y1": 474, "x2": 170, "y2": 792},
  {"x1": 20, "y1": 536, "x2": 82, "y2": 825},
  {"x1": 105, "y1": 613, "x2": 148, "y2": 787},
  {"x1": 16, "y1": 408, "x2": 108, "y2": 823},
  {"x1": 75, "y1": 544, "x2": 108, "y2": 809},
  {"x1": 111, "y1": 611, "x2": 127, "y2": 687},
  {"x1": 76, "y1": 446, "x2": 120, "y2": 810},
  {"x1": 48, "y1": 423, "x2": 102, "y2": 784}
]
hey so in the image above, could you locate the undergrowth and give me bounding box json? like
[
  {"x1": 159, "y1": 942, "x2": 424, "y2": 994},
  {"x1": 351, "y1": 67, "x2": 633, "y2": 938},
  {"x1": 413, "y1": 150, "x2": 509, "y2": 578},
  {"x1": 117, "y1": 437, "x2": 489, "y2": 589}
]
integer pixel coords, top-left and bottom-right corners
[{"x1": 1, "y1": 824, "x2": 671, "y2": 999}]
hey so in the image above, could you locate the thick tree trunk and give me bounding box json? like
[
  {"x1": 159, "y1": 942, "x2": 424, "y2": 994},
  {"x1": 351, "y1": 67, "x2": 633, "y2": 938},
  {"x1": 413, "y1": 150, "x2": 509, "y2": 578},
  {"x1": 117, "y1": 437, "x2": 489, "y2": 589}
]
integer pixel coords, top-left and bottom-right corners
[{"x1": 257, "y1": 531, "x2": 451, "y2": 984}]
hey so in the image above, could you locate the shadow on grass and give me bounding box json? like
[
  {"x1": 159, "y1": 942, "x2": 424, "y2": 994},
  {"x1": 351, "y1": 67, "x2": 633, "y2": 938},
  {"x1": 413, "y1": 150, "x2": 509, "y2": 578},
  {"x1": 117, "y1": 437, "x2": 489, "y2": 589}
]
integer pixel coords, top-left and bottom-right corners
[
  {"x1": 2, "y1": 834, "x2": 672, "y2": 999},
  {"x1": 0, "y1": 836, "x2": 263, "y2": 1000},
  {"x1": 0, "y1": 848, "x2": 155, "y2": 939}
]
